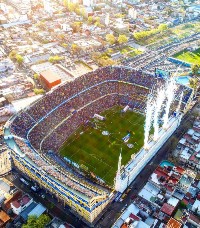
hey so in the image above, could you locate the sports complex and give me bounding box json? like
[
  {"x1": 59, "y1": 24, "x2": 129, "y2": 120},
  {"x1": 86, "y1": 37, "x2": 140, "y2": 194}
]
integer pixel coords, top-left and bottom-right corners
[
  {"x1": 4, "y1": 66, "x2": 193, "y2": 224},
  {"x1": 60, "y1": 106, "x2": 145, "y2": 185}
]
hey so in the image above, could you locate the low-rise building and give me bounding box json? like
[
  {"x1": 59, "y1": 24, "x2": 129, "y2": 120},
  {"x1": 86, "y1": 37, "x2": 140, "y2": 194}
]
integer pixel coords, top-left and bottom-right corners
[
  {"x1": 11, "y1": 195, "x2": 33, "y2": 215},
  {"x1": 40, "y1": 70, "x2": 61, "y2": 90}
]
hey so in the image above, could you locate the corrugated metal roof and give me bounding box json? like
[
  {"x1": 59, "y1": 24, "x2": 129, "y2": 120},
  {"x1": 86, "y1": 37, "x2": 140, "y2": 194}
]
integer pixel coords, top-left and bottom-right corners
[{"x1": 28, "y1": 203, "x2": 46, "y2": 218}]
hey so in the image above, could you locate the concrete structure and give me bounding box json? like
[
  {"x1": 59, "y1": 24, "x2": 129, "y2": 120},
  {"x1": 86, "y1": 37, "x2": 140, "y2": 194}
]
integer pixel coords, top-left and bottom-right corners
[{"x1": 115, "y1": 114, "x2": 182, "y2": 193}]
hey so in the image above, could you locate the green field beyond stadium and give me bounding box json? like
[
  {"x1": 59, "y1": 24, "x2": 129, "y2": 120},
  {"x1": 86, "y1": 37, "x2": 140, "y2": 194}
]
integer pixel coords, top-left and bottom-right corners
[
  {"x1": 59, "y1": 106, "x2": 145, "y2": 185},
  {"x1": 173, "y1": 48, "x2": 200, "y2": 64}
]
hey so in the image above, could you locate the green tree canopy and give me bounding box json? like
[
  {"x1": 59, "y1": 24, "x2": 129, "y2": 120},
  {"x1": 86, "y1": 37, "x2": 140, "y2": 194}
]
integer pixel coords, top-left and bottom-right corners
[
  {"x1": 158, "y1": 24, "x2": 168, "y2": 31},
  {"x1": 191, "y1": 64, "x2": 200, "y2": 76},
  {"x1": 33, "y1": 88, "x2": 45, "y2": 95},
  {"x1": 71, "y1": 43, "x2": 81, "y2": 54},
  {"x1": 49, "y1": 55, "x2": 64, "y2": 64},
  {"x1": 15, "y1": 54, "x2": 24, "y2": 65},
  {"x1": 9, "y1": 50, "x2": 17, "y2": 60},
  {"x1": 71, "y1": 21, "x2": 82, "y2": 33},
  {"x1": 22, "y1": 214, "x2": 51, "y2": 228},
  {"x1": 33, "y1": 73, "x2": 39, "y2": 80},
  {"x1": 88, "y1": 16, "x2": 93, "y2": 24},
  {"x1": 68, "y1": 2, "x2": 76, "y2": 12},
  {"x1": 63, "y1": 0, "x2": 68, "y2": 7},
  {"x1": 106, "y1": 34, "x2": 116, "y2": 45},
  {"x1": 133, "y1": 23, "x2": 168, "y2": 41},
  {"x1": 118, "y1": 34, "x2": 128, "y2": 44},
  {"x1": 189, "y1": 78, "x2": 198, "y2": 92}
]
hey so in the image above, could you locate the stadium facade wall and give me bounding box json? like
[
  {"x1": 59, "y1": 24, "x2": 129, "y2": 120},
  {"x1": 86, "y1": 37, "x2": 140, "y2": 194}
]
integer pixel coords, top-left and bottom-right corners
[
  {"x1": 115, "y1": 114, "x2": 182, "y2": 193},
  {"x1": 5, "y1": 133, "x2": 112, "y2": 224}
]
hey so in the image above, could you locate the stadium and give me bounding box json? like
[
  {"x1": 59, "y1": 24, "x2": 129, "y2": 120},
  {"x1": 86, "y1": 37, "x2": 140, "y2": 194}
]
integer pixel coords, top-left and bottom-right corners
[{"x1": 4, "y1": 66, "x2": 193, "y2": 224}]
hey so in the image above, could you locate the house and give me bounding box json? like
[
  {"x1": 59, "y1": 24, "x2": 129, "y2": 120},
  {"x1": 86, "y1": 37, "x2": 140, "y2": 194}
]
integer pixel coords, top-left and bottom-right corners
[
  {"x1": 11, "y1": 195, "x2": 33, "y2": 215},
  {"x1": 0, "y1": 210, "x2": 10, "y2": 227},
  {"x1": 166, "y1": 218, "x2": 182, "y2": 228},
  {"x1": 160, "y1": 203, "x2": 175, "y2": 216},
  {"x1": 187, "y1": 213, "x2": 200, "y2": 227},
  {"x1": 192, "y1": 199, "x2": 200, "y2": 215}
]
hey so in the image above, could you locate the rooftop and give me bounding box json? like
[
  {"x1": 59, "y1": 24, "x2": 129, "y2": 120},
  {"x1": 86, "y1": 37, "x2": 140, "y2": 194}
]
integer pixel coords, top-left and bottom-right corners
[
  {"x1": 11, "y1": 194, "x2": 31, "y2": 209},
  {"x1": 40, "y1": 70, "x2": 61, "y2": 84},
  {"x1": 0, "y1": 210, "x2": 10, "y2": 224},
  {"x1": 161, "y1": 203, "x2": 175, "y2": 216},
  {"x1": 166, "y1": 218, "x2": 182, "y2": 228}
]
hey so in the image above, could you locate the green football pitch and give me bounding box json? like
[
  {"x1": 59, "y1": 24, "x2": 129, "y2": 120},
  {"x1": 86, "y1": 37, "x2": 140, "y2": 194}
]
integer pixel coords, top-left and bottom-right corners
[
  {"x1": 173, "y1": 48, "x2": 200, "y2": 64},
  {"x1": 59, "y1": 106, "x2": 145, "y2": 186}
]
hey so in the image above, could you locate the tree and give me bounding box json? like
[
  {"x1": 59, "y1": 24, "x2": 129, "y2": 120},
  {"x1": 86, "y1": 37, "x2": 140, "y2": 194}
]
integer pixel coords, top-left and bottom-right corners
[
  {"x1": 98, "y1": 56, "x2": 116, "y2": 66},
  {"x1": 49, "y1": 56, "x2": 64, "y2": 64},
  {"x1": 115, "y1": 13, "x2": 124, "y2": 18},
  {"x1": 9, "y1": 50, "x2": 17, "y2": 60},
  {"x1": 179, "y1": 201, "x2": 187, "y2": 209},
  {"x1": 61, "y1": 43, "x2": 68, "y2": 48},
  {"x1": 79, "y1": 7, "x2": 87, "y2": 19},
  {"x1": 95, "y1": 17, "x2": 100, "y2": 23},
  {"x1": 71, "y1": 43, "x2": 80, "y2": 54},
  {"x1": 158, "y1": 24, "x2": 168, "y2": 31},
  {"x1": 22, "y1": 214, "x2": 51, "y2": 228},
  {"x1": 88, "y1": 16, "x2": 93, "y2": 24},
  {"x1": 63, "y1": 0, "x2": 68, "y2": 7},
  {"x1": 189, "y1": 78, "x2": 198, "y2": 92},
  {"x1": 33, "y1": 73, "x2": 39, "y2": 80},
  {"x1": 68, "y1": 2, "x2": 76, "y2": 12},
  {"x1": 71, "y1": 21, "x2": 82, "y2": 33},
  {"x1": 106, "y1": 34, "x2": 116, "y2": 45},
  {"x1": 33, "y1": 88, "x2": 45, "y2": 95},
  {"x1": 15, "y1": 54, "x2": 24, "y2": 65},
  {"x1": 191, "y1": 64, "x2": 200, "y2": 76},
  {"x1": 118, "y1": 34, "x2": 128, "y2": 44}
]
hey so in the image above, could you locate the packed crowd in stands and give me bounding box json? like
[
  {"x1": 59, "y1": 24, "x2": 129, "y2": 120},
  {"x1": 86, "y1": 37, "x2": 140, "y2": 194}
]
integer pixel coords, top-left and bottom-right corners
[
  {"x1": 11, "y1": 66, "x2": 192, "y2": 146},
  {"x1": 9, "y1": 67, "x2": 192, "y2": 193},
  {"x1": 14, "y1": 138, "x2": 106, "y2": 198}
]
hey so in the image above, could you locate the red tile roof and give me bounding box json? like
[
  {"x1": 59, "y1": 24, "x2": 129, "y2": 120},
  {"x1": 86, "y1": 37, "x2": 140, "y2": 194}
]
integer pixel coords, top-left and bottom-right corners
[
  {"x1": 166, "y1": 218, "x2": 182, "y2": 228},
  {"x1": 129, "y1": 213, "x2": 140, "y2": 221},
  {"x1": 12, "y1": 200, "x2": 20, "y2": 208},
  {"x1": 22, "y1": 195, "x2": 30, "y2": 205},
  {"x1": 176, "y1": 167, "x2": 185, "y2": 174},
  {"x1": 161, "y1": 203, "x2": 175, "y2": 216},
  {"x1": 11, "y1": 195, "x2": 31, "y2": 208},
  {"x1": 189, "y1": 213, "x2": 200, "y2": 225}
]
